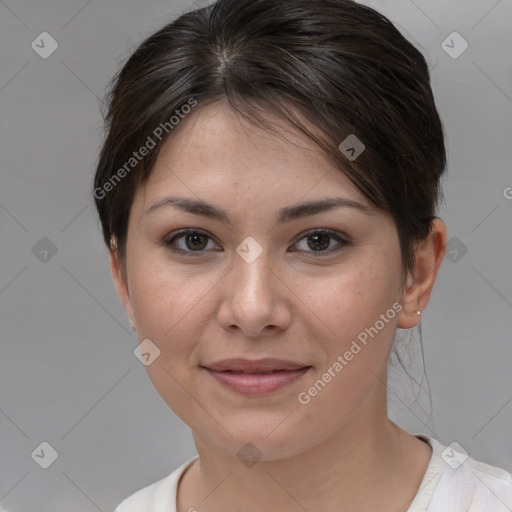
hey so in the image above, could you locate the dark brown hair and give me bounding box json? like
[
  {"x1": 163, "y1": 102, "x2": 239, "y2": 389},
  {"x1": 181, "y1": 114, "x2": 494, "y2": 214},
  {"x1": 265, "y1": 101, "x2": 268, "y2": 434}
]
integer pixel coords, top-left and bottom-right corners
[{"x1": 93, "y1": 0, "x2": 446, "y2": 282}]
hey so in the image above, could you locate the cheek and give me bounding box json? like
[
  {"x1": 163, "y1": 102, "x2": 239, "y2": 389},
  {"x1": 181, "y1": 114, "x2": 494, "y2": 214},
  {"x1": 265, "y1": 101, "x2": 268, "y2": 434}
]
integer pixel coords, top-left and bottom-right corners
[
  {"x1": 302, "y1": 258, "x2": 398, "y2": 334},
  {"x1": 128, "y1": 244, "x2": 193, "y2": 323},
  {"x1": 127, "y1": 264, "x2": 208, "y2": 418},
  {"x1": 298, "y1": 256, "x2": 401, "y2": 394},
  {"x1": 127, "y1": 253, "x2": 223, "y2": 374},
  {"x1": 295, "y1": 267, "x2": 399, "y2": 421},
  {"x1": 131, "y1": 269, "x2": 202, "y2": 341}
]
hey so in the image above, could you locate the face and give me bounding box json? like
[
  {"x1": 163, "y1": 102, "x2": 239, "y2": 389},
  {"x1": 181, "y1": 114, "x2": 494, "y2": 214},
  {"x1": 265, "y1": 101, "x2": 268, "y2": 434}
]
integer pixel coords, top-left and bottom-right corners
[{"x1": 113, "y1": 100, "x2": 410, "y2": 460}]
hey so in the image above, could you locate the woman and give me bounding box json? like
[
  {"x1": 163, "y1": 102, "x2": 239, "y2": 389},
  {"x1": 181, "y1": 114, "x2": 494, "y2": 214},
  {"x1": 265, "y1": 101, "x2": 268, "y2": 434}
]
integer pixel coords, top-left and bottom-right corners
[{"x1": 93, "y1": 0, "x2": 512, "y2": 510}]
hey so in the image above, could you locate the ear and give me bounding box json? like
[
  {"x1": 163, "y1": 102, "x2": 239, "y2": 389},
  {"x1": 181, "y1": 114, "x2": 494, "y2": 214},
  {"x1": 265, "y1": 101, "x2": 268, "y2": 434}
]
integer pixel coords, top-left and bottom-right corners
[
  {"x1": 397, "y1": 218, "x2": 447, "y2": 329},
  {"x1": 109, "y1": 243, "x2": 137, "y2": 331}
]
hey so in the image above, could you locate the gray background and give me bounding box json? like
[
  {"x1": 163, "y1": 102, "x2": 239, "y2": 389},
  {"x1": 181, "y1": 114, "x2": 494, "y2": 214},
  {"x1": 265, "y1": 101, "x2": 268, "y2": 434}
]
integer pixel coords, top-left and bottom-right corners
[{"x1": 1, "y1": 0, "x2": 511, "y2": 510}]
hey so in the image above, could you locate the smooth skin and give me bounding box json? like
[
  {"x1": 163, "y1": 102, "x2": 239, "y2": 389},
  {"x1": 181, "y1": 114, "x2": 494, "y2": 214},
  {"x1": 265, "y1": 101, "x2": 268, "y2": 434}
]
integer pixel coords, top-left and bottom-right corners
[{"x1": 110, "y1": 99, "x2": 447, "y2": 512}]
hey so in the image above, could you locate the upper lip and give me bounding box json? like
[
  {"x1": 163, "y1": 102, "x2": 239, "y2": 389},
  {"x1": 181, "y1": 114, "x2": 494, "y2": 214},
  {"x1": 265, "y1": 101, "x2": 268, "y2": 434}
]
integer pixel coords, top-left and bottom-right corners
[{"x1": 203, "y1": 358, "x2": 310, "y2": 373}]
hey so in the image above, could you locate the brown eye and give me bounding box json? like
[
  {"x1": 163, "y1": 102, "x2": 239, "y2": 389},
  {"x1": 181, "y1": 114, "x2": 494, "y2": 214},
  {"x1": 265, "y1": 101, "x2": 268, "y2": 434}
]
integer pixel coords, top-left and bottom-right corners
[
  {"x1": 292, "y1": 229, "x2": 349, "y2": 257},
  {"x1": 163, "y1": 228, "x2": 349, "y2": 258},
  {"x1": 164, "y1": 229, "x2": 220, "y2": 255},
  {"x1": 307, "y1": 233, "x2": 331, "y2": 251},
  {"x1": 184, "y1": 232, "x2": 208, "y2": 250}
]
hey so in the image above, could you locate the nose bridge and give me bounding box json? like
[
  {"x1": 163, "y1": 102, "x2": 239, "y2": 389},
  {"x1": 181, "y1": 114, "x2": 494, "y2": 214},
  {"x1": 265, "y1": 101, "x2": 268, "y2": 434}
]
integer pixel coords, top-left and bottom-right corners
[
  {"x1": 219, "y1": 241, "x2": 286, "y2": 334},
  {"x1": 232, "y1": 243, "x2": 275, "y2": 301}
]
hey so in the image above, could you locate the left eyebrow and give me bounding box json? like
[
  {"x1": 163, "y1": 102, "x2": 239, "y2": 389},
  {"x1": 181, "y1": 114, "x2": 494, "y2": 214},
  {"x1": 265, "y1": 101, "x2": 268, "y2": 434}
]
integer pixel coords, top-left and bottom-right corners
[{"x1": 145, "y1": 195, "x2": 373, "y2": 227}]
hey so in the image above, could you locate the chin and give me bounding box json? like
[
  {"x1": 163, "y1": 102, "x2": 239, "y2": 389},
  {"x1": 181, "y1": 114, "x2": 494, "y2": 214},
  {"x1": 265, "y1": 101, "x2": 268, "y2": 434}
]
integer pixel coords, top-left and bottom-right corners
[{"x1": 198, "y1": 420, "x2": 313, "y2": 462}]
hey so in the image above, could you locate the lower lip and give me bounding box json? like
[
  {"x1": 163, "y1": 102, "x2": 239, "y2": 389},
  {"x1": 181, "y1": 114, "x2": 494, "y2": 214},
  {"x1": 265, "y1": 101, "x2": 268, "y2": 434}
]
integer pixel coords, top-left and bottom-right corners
[{"x1": 203, "y1": 367, "x2": 311, "y2": 395}]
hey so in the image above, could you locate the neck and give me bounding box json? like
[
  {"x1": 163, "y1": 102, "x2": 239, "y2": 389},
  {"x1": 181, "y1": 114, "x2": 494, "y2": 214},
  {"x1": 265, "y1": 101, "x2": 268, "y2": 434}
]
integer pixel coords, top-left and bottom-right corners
[{"x1": 178, "y1": 394, "x2": 430, "y2": 512}]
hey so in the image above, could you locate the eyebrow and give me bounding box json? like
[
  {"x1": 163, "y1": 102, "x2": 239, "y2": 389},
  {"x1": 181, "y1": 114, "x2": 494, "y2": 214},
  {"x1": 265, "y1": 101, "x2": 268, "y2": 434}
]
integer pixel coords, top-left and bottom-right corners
[{"x1": 145, "y1": 196, "x2": 373, "y2": 226}]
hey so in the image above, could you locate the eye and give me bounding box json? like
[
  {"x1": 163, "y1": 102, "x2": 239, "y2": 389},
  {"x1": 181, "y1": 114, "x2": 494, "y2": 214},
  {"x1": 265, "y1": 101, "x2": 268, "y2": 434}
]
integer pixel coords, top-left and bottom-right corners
[
  {"x1": 163, "y1": 228, "x2": 349, "y2": 257},
  {"x1": 291, "y1": 229, "x2": 349, "y2": 257},
  {"x1": 164, "y1": 229, "x2": 221, "y2": 255}
]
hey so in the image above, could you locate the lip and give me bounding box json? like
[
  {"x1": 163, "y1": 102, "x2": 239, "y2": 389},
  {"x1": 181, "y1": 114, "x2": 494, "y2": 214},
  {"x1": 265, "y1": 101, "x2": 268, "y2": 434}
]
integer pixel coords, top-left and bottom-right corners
[
  {"x1": 203, "y1": 357, "x2": 309, "y2": 372},
  {"x1": 201, "y1": 358, "x2": 311, "y2": 396}
]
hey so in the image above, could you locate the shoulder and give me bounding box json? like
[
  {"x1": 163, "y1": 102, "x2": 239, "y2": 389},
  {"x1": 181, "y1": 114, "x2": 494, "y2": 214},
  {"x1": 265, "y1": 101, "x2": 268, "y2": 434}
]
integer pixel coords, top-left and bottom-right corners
[
  {"x1": 115, "y1": 457, "x2": 198, "y2": 512},
  {"x1": 419, "y1": 435, "x2": 512, "y2": 511}
]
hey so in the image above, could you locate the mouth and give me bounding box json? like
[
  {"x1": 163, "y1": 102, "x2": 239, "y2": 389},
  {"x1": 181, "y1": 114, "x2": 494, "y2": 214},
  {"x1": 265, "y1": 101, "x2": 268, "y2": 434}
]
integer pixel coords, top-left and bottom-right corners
[
  {"x1": 218, "y1": 369, "x2": 297, "y2": 374},
  {"x1": 201, "y1": 358, "x2": 312, "y2": 395}
]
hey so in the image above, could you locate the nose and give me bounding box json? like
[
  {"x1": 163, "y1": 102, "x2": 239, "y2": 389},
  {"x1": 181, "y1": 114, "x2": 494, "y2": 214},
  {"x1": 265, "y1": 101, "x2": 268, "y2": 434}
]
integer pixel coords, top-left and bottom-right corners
[{"x1": 216, "y1": 249, "x2": 292, "y2": 338}]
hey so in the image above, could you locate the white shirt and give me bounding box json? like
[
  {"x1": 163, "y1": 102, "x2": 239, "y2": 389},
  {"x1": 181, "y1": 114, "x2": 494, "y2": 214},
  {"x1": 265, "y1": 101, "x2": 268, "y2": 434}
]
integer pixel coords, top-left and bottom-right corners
[{"x1": 115, "y1": 435, "x2": 512, "y2": 511}]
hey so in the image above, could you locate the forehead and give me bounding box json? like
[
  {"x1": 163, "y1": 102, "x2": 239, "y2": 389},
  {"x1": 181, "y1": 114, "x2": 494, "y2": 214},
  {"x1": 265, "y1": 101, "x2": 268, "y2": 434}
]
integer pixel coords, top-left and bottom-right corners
[{"x1": 137, "y1": 100, "x2": 367, "y2": 205}]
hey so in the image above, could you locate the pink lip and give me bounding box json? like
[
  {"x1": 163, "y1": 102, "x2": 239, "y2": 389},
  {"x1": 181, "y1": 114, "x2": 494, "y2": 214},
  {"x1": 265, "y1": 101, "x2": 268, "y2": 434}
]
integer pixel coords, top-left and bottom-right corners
[
  {"x1": 204, "y1": 357, "x2": 308, "y2": 372},
  {"x1": 202, "y1": 358, "x2": 311, "y2": 396}
]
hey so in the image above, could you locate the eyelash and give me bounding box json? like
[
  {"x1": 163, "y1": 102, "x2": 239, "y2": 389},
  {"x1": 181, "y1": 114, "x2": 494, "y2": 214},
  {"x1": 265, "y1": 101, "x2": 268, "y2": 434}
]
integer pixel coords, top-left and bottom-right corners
[{"x1": 163, "y1": 228, "x2": 350, "y2": 258}]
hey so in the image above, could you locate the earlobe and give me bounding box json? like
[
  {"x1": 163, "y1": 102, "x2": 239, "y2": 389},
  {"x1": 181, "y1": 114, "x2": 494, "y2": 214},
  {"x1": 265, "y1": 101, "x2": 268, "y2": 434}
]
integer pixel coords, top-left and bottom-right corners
[
  {"x1": 109, "y1": 244, "x2": 137, "y2": 331},
  {"x1": 397, "y1": 219, "x2": 447, "y2": 329}
]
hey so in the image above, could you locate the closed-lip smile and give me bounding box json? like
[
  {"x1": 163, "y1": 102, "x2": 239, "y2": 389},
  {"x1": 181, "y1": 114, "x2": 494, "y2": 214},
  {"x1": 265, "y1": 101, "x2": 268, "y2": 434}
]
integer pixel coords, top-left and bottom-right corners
[{"x1": 201, "y1": 358, "x2": 312, "y2": 395}]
